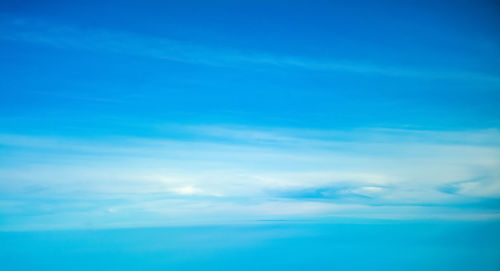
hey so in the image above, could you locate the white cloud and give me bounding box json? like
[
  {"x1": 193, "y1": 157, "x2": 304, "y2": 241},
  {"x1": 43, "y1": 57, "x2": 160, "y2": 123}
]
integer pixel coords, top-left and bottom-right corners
[{"x1": 0, "y1": 126, "x2": 499, "y2": 230}]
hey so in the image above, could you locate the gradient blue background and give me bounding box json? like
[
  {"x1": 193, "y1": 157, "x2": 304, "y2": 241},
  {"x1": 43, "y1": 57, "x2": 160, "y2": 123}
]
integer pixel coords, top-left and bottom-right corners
[{"x1": 1, "y1": 1, "x2": 500, "y2": 270}]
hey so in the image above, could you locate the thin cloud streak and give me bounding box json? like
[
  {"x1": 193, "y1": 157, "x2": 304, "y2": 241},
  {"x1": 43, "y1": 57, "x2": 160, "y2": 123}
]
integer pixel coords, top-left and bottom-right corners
[{"x1": 1, "y1": 16, "x2": 499, "y2": 84}]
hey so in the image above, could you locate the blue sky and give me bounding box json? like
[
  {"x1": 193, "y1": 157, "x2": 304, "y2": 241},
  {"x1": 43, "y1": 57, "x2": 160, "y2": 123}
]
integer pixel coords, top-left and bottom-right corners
[{"x1": 0, "y1": 0, "x2": 500, "y2": 231}]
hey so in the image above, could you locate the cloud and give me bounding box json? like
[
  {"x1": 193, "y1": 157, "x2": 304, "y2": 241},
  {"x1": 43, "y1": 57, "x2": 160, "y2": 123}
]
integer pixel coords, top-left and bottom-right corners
[
  {"x1": 1, "y1": 15, "x2": 499, "y2": 84},
  {"x1": 0, "y1": 125, "x2": 499, "y2": 230},
  {"x1": 169, "y1": 185, "x2": 222, "y2": 197}
]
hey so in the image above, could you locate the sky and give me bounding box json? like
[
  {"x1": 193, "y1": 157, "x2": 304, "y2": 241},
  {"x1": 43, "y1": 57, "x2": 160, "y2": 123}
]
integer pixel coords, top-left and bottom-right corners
[{"x1": 0, "y1": 0, "x2": 500, "y2": 232}]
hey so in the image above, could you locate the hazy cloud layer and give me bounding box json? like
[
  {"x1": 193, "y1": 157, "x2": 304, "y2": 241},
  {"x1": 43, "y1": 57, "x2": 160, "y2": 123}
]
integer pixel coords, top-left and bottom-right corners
[{"x1": 1, "y1": 126, "x2": 499, "y2": 230}]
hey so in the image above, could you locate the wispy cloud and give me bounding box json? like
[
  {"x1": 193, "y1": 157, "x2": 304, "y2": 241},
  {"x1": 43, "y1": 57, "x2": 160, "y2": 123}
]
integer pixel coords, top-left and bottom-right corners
[
  {"x1": 0, "y1": 126, "x2": 499, "y2": 230},
  {"x1": 1, "y1": 15, "x2": 499, "y2": 84}
]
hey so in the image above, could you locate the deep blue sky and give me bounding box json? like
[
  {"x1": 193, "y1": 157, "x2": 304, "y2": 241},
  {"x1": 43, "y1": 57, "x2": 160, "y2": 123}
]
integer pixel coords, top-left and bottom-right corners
[{"x1": 1, "y1": 0, "x2": 499, "y2": 137}]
